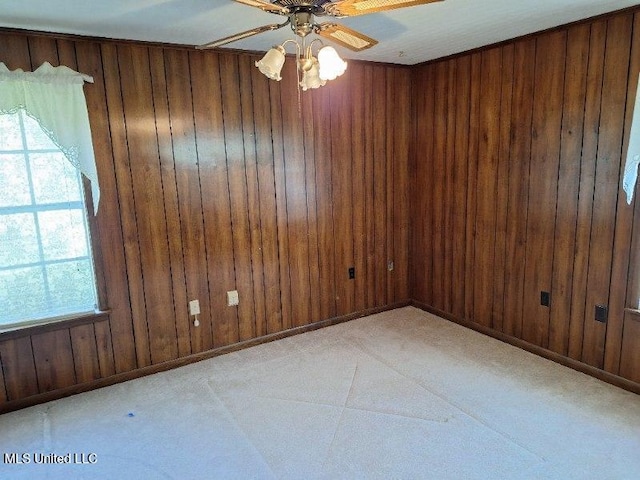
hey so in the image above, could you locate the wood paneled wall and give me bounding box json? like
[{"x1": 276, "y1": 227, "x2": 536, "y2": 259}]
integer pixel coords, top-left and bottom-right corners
[
  {"x1": 0, "y1": 32, "x2": 410, "y2": 408},
  {"x1": 411, "y1": 8, "x2": 640, "y2": 383}
]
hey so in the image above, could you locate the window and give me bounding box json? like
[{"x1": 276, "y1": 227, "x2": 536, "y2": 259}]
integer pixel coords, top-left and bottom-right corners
[{"x1": 0, "y1": 109, "x2": 97, "y2": 330}]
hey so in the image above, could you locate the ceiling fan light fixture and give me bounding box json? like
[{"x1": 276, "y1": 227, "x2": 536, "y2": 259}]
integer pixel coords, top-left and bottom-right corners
[
  {"x1": 318, "y1": 46, "x2": 347, "y2": 81},
  {"x1": 299, "y1": 57, "x2": 326, "y2": 91},
  {"x1": 255, "y1": 45, "x2": 286, "y2": 81}
]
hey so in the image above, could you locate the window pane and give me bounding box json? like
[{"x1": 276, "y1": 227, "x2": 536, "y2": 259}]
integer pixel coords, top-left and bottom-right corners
[
  {"x1": 0, "y1": 153, "x2": 31, "y2": 207},
  {"x1": 47, "y1": 260, "x2": 95, "y2": 314},
  {"x1": 0, "y1": 266, "x2": 47, "y2": 324},
  {"x1": 0, "y1": 213, "x2": 40, "y2": 267},
  {"x1": 31, "y1": 152, "x2": 82, "y2": 204},
  {"x1": 0, "y1": 113, "x2": 24, "y2": 150},
  {"x1": 23, "y1": 113, "x2": 58, "y2": 150},
  {"x1": 38, "y1": 210, "x2": 88, "y2": 261}
]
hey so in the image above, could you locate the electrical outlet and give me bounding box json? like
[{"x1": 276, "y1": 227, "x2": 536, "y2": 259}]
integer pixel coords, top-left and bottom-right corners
[
  {"x1": 227, "y1": 290, "x2": 239, "y2": 306},
  {"x1": 540, "y1": 291, "x2": 550, "y2": 307},
  {"x1": 595, "y1": 304, "x2": 608, "y2": 323},
  {"x1": 348, "y1": 267, "x2": 355, "y2": 279},
  {"x1": 189, "y1": 299, "x2": 200, "y2": 315}
]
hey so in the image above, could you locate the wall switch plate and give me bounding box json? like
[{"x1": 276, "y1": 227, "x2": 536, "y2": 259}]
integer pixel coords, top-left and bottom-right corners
[
  {"x1": 595, "y1": 304, "x2": 608, "y2": 323},
  {"x1": 227, "y1": 290, "x2": 239, "y2": 306},
  {"x1": 388, "y1": 260, "x2": 394, "y2": 271},
  {"x1": 348, "y1": 267, "x2": 355, "y2": 280},
  {"x1": 540, "y1": 291, "x2": 551, "y2": 307},
  {"x1": 189, "y1": 299, "x2": 200, "y2": 315}
]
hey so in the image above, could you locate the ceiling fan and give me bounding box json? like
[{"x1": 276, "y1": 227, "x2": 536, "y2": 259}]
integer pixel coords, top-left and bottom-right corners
[{"x1": 197, "y1": 0, "x2": 444, "y2": 52}]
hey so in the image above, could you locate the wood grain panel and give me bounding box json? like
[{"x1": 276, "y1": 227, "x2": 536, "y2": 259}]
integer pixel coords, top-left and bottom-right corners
[
  {"x1": 386, "y1": 68, "x2": 396, "y2": 304},
  {"x1": 0, "y1": 353, "x2": 7, "y2": 403},
  {"x1": 411, "y1": 8, "x2": 640, "y2": 387},
  {"x1": 620, "y1": 315, "x2": 640, "y2": 383},
  {"x1": 163, "y1": 48, "x2": 213, "y2": 353},
  {"x1": 119, "y1": 45, "x2": 178, "y2": 364},
  {"x1": 502, "y1": 39, "x2": 535, "y2": 338},
  {"x1": 373, "y1": 69, "x2": 388, "y2": 308},
  {"x1": 250, "y1": 59, "x2": 283, "y2": 334},
  {"x1": 568, "y1": 20, "x2": 607, "y2": 360},
  {"x1": 331, "y1": 75, "x2": 355, "y2": 315},
  {"x1": 464, "y1": 53, "x2": 481, "y2": 322},
  {"x1": 522, "y1": 31, "x2": 566, "y2": 347},
  {"x1": 363, "y1": 65, "x2": 377, "y2": 309},
  {"x1": 32, "y1": 330, "x2": 76, "y2": 392},
  {"x1": 606, "y1": 11, "x2": 640, "y2": 374},
  {"x1": 93, "y1": 319, "x2": 116, "y2": 378},
  {"x1": 148, "y1": 47, "x2": 191, "y2": 358},
  {"x1": 432, "y1": 61, "x2": 447, "y2": 312},
  {"x1": 581, "y1": 14, "x2": 633, "y2": 368},
  {"x1": 0, "y1": 338, "x2": 39, "y2": 400},
  {"x1": 76, "y1": 41, "x2": 137, "y2": 373},
  {"x1": 70, "y1": 324, "x2": 101, "y2": 383},
  {"x1": 281, "y1": 62, "x2": 313, "y2": 325},
  {"x1": 239, "y1": 55, "x2": 268, "y2": 336},
  {"x1": 548, "y1": 24, "x2": 590, "y2": 355},
  {"x1": 452, "y1": 56, "x2": 470, "y2": 320},
  {"x1": 473, "y1": 48, "x2": 501, "y2": 329},
  {"x1": 219, "y1": 54, "x2": 258, "y2": 339},
  {"x1": 188, "y1": 50, "x2": 237, "y2": 348},
  {"x1": 393, "y1": 68, "x2": 411, "y2": 302},
  {"x1": 102, "y1": 43, "x2": 150, "y2": 369}
]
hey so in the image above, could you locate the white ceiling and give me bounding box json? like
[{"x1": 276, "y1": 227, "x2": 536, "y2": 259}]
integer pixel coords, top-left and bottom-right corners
[{"x1": 1, "y1": 0, "x2": 639, "y2": 65}]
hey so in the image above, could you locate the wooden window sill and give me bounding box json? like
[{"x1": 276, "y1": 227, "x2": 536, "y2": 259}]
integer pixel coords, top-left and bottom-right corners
[{"x1": 0, "y1": 310, "x2": 111, "y2": 340}]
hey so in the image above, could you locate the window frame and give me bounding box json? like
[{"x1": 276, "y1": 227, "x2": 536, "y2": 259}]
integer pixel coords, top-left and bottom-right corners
[{"x1": 0, "y1": 110, "x2": 108, "y2": 335}]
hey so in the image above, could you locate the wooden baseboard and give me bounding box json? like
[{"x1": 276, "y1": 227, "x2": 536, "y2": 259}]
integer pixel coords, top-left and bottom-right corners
[
  {"x1": 0, "y1": 301, "x2": 410, "y2": 415},
  {"x1": 410, "y1": 300, "x2": 640, "y2": 396}
]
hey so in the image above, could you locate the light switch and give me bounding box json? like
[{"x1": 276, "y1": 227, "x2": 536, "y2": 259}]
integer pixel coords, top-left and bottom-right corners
[{"x1": 227, "y1": 290, "x2": 239, "y2": 306}]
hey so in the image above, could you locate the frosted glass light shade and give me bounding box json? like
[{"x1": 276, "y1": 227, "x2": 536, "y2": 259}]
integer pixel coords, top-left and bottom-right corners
[
  {"x1": 299, "y1": 58, "x2": 326, "y2": 91},
  {"x1": 318, "y1": 46, "x2": 347, "y2": 81},
  {"x1": 255, "y1": 46, "x2": 286, "y2": 81}
]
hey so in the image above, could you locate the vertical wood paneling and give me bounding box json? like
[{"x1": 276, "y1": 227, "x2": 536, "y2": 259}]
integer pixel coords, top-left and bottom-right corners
[
  {"x1": 606, "y1": 12, "x2": 640, "y2": 374},
  {"x1": 32, "y1": 330, "x2": 76, "y2": 392},
  {"x1": 70, "y1": 324, "x2": 101, "y2": 383},
  {"x1": 522, "y1": 31, "x2": 566, "y2": 347},
  {"x1": 581, "y1": 14, "x2": 633, "y2": 368},
  {"x1": 386, "y1": 68, "x2": 396, "y2": 304},
  {"x1": 119, "y1": 45, "x2": 178, "y2": 364},
  {"x1": 411, "y1": 7, "x2": 640, "y2": 387},
  {"x1": 76, "y1": 41, "x2": 137, "y2": 373},
  {"x1": 163, "y1": 48, "x2": 213, "y2": 353},
  {"x1": 251, "y1": 61, "x2": 283, "y2": 334},
  {"x1": 432, "y1": 61, "x2": 447, "y2": 312},
  {"x1": 548, "y1": 24, "x2": 590, "y2": 356},
  {"x1": 568, "y1": 21, "x2": 607, "y2": 360},
  {"x1": 464, "y1": 53, "x2": 481, "y2": 322},
  {"x1": 393, "y1": 68, "x2": 411, "y2": 301},
  {"x1": 239, "y1": 56, "x2": 268, "y2": 336},
  {"x1": 351, "y1": 64, "x2": 367, "y2": 311},
  {"x1": 0, "y1": 338, "x2": 38, "y2": 400},
  {"x1": 281, "y1": 62, "x2": 313, "y2": 326},
  {"x1": 219, "y1": 54, "x2": 258, "y2": 340},
  {"x1": 93, "y1": 320, "x2": 116, "y2": 378},
  {"x1": 442, "y1": 60, "x2": 456, "y2": 313},
  {"x1": 269, "y1": 79, "x2": 293, "y2": 330},
  {"x1": 148, "y1": 47, "x2": 191, "y2": 358},
  {"x1": 452, "y1": 57, "x2": 470, "y2": 320},
  {"x1": 363, "y1": 65, "x2": 377, "y2": 309},
  {"x1": 502, "y1": 39, "x2": 535, "y2": 338},
  {"x1": 331, "y1": 76, "x2": 355, "y2": 315},
  {"x1": 473, "y1": 48, "x2": 501, "y2": 328},
  {"x1": 102, "y1": 43, "x2": 149, "y2": 369},
  {"x1": 373, "y1": 70, "x2": 388, "y2": 308},
  {"x1": 0, "y1": 353, "x2": 7, "y2": 403}
]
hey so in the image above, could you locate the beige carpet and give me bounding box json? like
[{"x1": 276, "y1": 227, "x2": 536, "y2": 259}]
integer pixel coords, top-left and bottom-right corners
[{"x1": 1, "y1": 306, "x2": 639, "y2": 479}]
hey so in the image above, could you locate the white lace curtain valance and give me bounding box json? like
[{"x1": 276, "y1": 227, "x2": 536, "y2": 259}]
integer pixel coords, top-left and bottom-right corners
[{"x1": 0, "y1": 61, "x2": 99, "y2": 212}]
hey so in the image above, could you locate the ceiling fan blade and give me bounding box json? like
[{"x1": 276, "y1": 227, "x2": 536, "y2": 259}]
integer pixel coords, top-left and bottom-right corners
[
  {"x1": 196, "y1": 22, "x2": 287, "y2": 49},
  {"x1": 234, "y1": 0, "x2": 289, "y2": 14},
  {"x1": 329, "y1": 0, "x2": 443, "y2": 17},
  {"x1": 316, "y1": 23, "x2": 378, "y2": 52}
]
